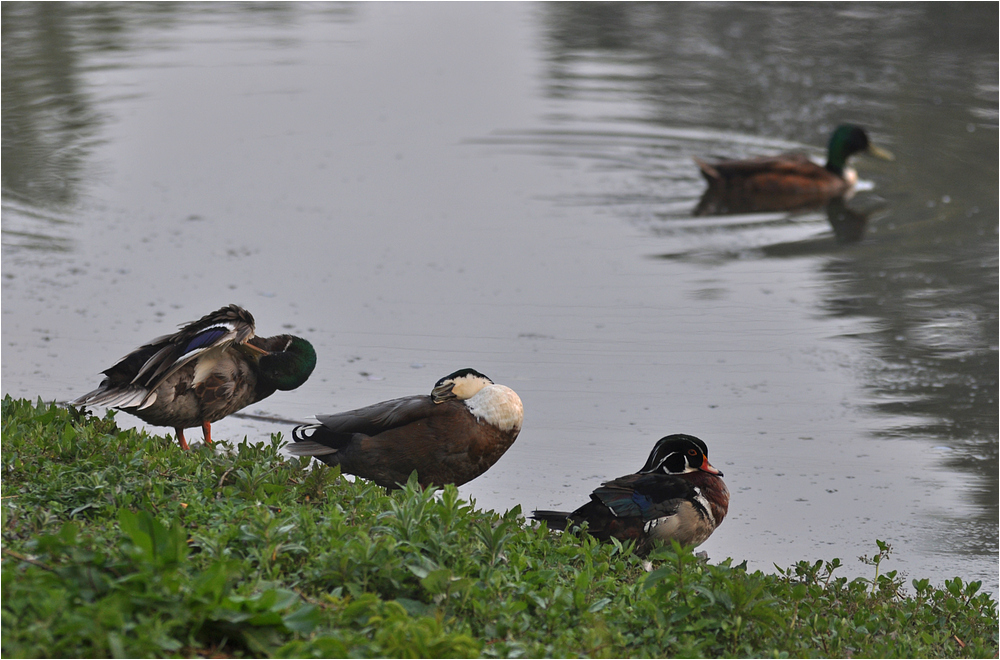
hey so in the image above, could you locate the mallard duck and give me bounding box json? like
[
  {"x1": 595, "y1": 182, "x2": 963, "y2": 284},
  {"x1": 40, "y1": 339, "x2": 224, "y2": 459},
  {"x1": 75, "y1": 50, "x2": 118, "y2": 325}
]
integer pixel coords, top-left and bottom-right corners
[
  {"x1": 72, "y1": 304, "x2": 317, "y2": 450},
  {"x1": 288, "y1": 368, "x2": 523, "y2": 489},
  {"x1": 693, "y1": 124, "x2": 893, "y2": 215},
  {"x1": 532, "y1": 434, "x2": 729, "y2": 555}
]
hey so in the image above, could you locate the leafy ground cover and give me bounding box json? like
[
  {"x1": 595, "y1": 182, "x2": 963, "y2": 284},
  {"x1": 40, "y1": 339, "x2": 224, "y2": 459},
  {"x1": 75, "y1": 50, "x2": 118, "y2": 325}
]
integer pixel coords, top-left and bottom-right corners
[{"x1": 2, "y1": 397, "x2": 997, "y2": 658}]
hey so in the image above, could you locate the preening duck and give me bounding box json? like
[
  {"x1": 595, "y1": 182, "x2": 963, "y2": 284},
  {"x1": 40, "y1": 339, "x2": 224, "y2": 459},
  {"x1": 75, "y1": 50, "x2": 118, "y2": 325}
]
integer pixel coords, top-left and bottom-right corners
[
  {"x1": 532, "y1": 434, "x2": 729, "y2": 555},
  {"x1": 289, "y1": 368, "x2": 523, "y2": 489},
  {"x1": 693, "y1": 124, "x2": 893, "y2": 215},
  {"x1": 72, "y1": 304, "x2": 316, "y2": 450}
]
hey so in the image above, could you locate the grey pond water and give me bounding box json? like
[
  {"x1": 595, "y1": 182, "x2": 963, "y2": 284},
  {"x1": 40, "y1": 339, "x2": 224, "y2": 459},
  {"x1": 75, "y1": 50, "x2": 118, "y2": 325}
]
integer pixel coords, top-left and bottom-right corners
[{"x1": 3, "y1": 3, "x2": 997, "y2": 592}]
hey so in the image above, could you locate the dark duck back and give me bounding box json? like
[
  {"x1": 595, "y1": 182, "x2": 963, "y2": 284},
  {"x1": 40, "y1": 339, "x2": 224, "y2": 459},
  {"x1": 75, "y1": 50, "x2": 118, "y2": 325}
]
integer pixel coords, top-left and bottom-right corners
[
  {"x1": 72, "y1": 305, "x2": 316, "y2": 449},
  {"x1": 289, "y1": 368, "x2": 523, "y2": 489},
  {"x1": 532, "y1": 434, "x2": 729, "y2": 555}
]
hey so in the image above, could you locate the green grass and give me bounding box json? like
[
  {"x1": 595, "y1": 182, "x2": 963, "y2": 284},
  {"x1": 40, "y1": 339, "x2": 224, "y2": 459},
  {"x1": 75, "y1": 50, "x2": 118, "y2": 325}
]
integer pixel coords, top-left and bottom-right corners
[{"x1": 2, "y1": 397, "x2": 997, "y2": 658}]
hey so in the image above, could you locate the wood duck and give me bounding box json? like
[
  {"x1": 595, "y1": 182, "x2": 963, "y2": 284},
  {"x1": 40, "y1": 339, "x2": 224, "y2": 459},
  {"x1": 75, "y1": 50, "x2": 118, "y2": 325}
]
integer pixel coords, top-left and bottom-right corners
[
  {"x1": 288, "y1": 368, "x2": 523, "y2": 489},
  {"x1": 693, "y1": 124, "x2": 893, "y2": 215},
  {"x1": 72, "y1": 304, "x2": 316, "y2": 450},
  {"x1": 532, "y1": 434, "x2": 729, "y2": 555}
]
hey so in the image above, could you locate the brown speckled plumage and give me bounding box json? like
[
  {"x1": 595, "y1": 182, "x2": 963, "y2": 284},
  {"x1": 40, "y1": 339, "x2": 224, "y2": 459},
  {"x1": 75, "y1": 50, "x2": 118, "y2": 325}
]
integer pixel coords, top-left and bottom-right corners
[{"x1": 73, "y1": 305, "x2": 316, "y2": 449}]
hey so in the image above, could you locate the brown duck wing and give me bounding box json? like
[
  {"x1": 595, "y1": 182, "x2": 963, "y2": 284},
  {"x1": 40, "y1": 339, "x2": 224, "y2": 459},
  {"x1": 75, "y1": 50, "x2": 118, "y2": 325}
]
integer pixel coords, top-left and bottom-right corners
[
  {"x1": 291, "y1": 395, "x2": 442, "y2": 453},
  {"x1": 697, "y1": 153, "x2": 843, "y2": 198},
  {"x1": 73, "y1": 305, "x2": 256, "y2": 410},
  {"x1": 698, "y1": 152, "x2": 816, "y2": 179},
  {"x1": 314, "y1": 395, "x2": 439, "y2": 436},
  {"x1": 330, "y1": 400, "x2": 501, "y2": 488},
  {"x1": 71, "y1": 343, "x2": 165, "y2": 410},
  {"x1": 130, "y1": 306, "x2": 255, "y2": 390},
  {"x1": 94, "y1": 343, "x2": 163, "y2": 390}
]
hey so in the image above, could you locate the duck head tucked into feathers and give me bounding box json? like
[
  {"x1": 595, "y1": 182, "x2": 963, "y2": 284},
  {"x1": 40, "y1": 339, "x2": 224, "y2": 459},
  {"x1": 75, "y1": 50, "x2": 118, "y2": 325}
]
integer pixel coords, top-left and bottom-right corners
[
  {"x1": 72, "y1": 305, "x2": 316, "y2": 450},
  {"x1": 429, "y1": 368, "x2": 523, "y2": 433},
  {"x1": 431, "y1": 368, "x2": 494, "y2": 402},
  {"x1": 289, "y1": 368, "x2": 523, "y2": 489},
  {"x1": 531, "y1": 434, "x2": 729, "y2": 555}
]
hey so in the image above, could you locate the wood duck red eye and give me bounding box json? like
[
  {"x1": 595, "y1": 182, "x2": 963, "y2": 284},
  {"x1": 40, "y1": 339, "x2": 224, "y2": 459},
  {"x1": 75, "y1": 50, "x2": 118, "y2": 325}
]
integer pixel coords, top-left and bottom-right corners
[{"x1": 688, "y1": 449, "x2": 698, "y2": 456}]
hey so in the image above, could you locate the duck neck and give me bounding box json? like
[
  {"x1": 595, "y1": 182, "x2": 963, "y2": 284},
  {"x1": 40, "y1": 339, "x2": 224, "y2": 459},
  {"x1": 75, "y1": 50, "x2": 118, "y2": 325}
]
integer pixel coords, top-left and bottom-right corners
[
  {"x1": 825, "y1": 145, "x2": 849, "y2": 177},
  {"x1": 824, "y1": 125, "x2": 860, "y2": 177}
]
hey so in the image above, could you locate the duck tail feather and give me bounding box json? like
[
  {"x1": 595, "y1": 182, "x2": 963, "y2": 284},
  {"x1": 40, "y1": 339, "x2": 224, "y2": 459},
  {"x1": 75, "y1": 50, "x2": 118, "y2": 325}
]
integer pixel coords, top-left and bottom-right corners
[
  {"x1": 289, "y1": 422, "x2": 344, "y2": 456},
  {"x1": 291, "y1": 422, "x2": 319, "y2": 442},
  {"x1": 530, "y1": 510, "x2": 572, "y2": 531},
  {"x1": 285, "y1": 438, "x2": 340, "y2": 457},
  {"x1": 291, "y1": 421, "x2": 353, "y2": 450},
  {"x1": 71, "y1": 385, "x2": 150, "y2": 410},
  {"x1": 693, "y1": 157, "x2": 721, "y2": 182}
]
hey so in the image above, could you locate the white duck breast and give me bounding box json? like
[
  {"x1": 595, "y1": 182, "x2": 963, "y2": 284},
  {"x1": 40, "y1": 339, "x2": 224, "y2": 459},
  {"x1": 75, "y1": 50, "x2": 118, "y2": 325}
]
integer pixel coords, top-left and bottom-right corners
[{"x1": 463, "y1": 384, "x2": 523, "y2": 433}]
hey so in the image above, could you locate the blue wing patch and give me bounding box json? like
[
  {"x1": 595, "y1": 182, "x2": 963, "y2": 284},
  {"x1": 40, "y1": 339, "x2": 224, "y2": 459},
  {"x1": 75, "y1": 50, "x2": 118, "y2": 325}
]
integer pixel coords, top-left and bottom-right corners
[
  {"x1": 183, "y1": 327, "x2": 229, "y2": 355},
  {"x1": 631, "y1": 491, "x2": 654, "y2": 512}
]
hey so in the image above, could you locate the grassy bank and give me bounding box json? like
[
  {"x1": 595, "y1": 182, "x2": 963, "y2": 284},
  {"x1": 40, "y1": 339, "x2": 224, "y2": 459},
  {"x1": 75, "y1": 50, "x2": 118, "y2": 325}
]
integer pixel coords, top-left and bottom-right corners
[{"x1": 2, "y1": 397, "x2": 996, "y2": 658}]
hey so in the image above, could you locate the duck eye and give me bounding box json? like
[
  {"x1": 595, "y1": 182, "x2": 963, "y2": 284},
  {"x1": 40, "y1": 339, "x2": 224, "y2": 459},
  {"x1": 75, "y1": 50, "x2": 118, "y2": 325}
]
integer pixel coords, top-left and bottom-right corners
[{"x1": 688, "y1": 449, "x2": 698, "y2": 456}]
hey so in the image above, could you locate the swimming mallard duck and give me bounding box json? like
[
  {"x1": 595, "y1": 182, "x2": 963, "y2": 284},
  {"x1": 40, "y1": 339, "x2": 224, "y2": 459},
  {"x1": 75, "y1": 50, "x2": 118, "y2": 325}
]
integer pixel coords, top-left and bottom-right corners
[
  {"x1": 693, "y1": 124, "x2": 893, "y2": 215},
  {"x1": 288, "y1": 368, "x2": 523, "y2": 489},
  {"x1": 532, "y1": 434, "x2": 729, "y2": 555},
  {"x1": 72, "y1": 304, "x2": 317, "y2": 450}
]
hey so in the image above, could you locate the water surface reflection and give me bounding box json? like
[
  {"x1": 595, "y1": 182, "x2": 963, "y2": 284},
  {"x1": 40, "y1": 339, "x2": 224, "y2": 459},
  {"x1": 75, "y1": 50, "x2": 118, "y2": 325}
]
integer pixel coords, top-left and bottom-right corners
[{"x1": 535, "y1": 1, "x2": 997, "y2": 578}]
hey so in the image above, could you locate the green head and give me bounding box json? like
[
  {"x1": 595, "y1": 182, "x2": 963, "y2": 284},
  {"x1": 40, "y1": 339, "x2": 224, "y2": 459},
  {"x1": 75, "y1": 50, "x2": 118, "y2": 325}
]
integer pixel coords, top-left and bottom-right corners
[
  {"x1": 257, "y1": 335, "x2": 317, "y2": 391},
  {"x1": 825, "y1": 124, "x2": 893, "y2": 175}
]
